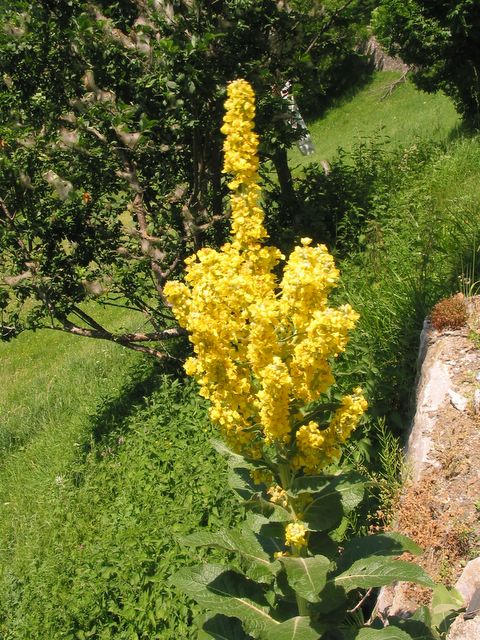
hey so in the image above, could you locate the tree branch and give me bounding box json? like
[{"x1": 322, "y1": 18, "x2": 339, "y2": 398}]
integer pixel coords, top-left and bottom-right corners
[{"x1": 50, "y1": 319, "x2": 186, "y2": 360}]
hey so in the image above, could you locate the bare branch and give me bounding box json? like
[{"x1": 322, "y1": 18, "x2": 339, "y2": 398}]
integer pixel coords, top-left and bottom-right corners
[
  {"x1": 381, "y1": 68, "x2": 410, "y2": 100},
  {"x1": 348, "y1": 588, "x2": 373, "y2": 615},
  {"x1": 49, "y1": 319, "x2": 186, "y2": 360}
]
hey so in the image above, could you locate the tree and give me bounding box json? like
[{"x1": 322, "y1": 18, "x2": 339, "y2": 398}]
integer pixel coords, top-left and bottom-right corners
[
  {"x1": 373, "y1": 0, "x2": 480, "y2": 126},
  {"x1": 0, "y1": 0, "x2": 372, "y2": 359}
]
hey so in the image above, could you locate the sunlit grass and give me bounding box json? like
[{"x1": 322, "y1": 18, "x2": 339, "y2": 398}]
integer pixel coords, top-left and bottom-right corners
[{"x1": 290, "y1": 72, "x2": 460, "y2": 167}]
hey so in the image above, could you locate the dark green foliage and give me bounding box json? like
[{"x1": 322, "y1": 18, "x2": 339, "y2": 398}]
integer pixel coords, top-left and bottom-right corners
[
  {"x1": 0, "y1": 0, "x2": 373, "y2": 357},
  {"x1": 0, "y1": 375, "x2": 242, "y2": 639},
  {"x1": 373, "y1": 0, "x2": 480, "y2": 126},
  {"x1": 172, "y1": 444, "x2": 442, "y2": 639}
]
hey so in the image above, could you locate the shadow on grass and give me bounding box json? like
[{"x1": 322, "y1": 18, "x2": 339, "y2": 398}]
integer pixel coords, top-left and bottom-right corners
[
  {"x1": 78, "y1": 345, "x2": 189, "y2": 460},
  {"x1": 300, "y1": 58, "x2": 375, "y2": 123}
]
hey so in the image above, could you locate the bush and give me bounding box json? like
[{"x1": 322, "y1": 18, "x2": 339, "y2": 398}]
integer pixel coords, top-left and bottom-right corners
[{"x1": 430, "y1": 294, "x2": 468, "y2": 331}]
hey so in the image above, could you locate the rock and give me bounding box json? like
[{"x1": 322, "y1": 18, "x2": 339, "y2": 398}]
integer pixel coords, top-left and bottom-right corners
[
  {"x1": 447, "y1": 615, "x2": 480, "y2": 639},
  {"x1": 407, "y1": 334, "x2": 451, "y2": 481},
  {"x1": 473, "y1": 389, "x2": 480, "y2": 414},
  {"x1": 374, "y1": 583, "x2": 418, "y2": 620},
  {"x1": 449, "y1": 389, "x2": 468, "y2": 412},
  {"x1": 455, "y1": 557, "x2": 480, "y2": 607},
  {"x1": 446, "y1": 558, "x2": 480, "y2": 639}
]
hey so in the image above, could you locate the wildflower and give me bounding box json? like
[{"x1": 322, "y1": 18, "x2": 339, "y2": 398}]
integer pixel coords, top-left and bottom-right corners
[
  {"x1": 267, "y1": 484, "x2": 289, "y2": 508},
  {"x1": 285, "y1": 521, "x2": 308, "y2": 548},
  {"x1": 165, "y1": 79, "x2": 367, "y2": 473}
]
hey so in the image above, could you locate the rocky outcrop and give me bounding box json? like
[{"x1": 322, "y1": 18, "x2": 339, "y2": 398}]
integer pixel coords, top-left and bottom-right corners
[
  {"x1": 363, "y1": 37, "x2": 409, "y2": 73},
  {"x1": 375, "y1": 309, "x2": 480, "y2": 636}
]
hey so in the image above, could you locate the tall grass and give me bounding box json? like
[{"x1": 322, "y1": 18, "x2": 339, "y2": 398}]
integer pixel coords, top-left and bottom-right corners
[
  {"x1": 0, "y1": 373, "x2": 240, "y2": 639},
  {"x1": 336, "y1": 135, "x2": 480, "y2": 431}
]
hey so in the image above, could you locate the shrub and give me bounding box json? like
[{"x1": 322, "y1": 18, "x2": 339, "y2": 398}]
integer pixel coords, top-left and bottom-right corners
[{"x1": 430, "y1": 294, "x2": 468, "y2": 331}]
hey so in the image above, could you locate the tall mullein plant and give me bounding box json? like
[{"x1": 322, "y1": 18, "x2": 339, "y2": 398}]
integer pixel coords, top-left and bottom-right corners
[{"x1": 165, "y1": 81, "x2": 436, "y2": 640}]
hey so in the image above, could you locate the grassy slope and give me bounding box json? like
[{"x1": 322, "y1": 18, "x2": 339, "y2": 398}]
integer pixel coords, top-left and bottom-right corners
[
  {"x1": 290, "y1": 72, "x2": 460, "y2": 166},
  {"x1": 0, "y1": 308, "x2": 141, "y2": 573}
]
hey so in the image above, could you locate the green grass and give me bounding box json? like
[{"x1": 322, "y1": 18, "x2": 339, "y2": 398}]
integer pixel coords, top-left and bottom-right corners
[
  {"x1": 335, "y1": 134, "x2": 480, "y2": 431},
  {"x1": 0, "y1": 303, "x2": 240, "y2": 638},
  {"x1": 0, "y1": 374, "x2": 240, "y2": 639},
  {"x1": 290, "y1": 72, "x2": 460, "y2": 166}
]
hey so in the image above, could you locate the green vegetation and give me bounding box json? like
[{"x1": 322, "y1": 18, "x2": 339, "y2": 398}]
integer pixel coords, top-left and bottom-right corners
[
  {"x1": 2, "y1": 71, "x2": 480, "y2": 637},
  {"x1": 289, "y1": 72, "x2": 460, "y2": 165},
  {"x1": 0, "y1": 370, "x2": 241, "y2": 638},
  {"x1": 0, "y1": 0, "x2": 372, "y2": 356},
  {"x1": 373, "y1": 0, "x2": 480, "y2": 126}
]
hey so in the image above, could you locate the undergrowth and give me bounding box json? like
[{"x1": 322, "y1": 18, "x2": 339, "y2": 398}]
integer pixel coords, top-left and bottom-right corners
[{"x1": 0, "y1": 373, "x2": 240, "y2": 639}]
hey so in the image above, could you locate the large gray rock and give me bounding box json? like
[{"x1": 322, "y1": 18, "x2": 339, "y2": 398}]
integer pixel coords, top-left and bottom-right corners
[
  {"x1": 447, "y1": 615, "x2": 480, "y2": 640},
  {"x1": 455, "y1": 558, "x2": 480, "y2": 606}
]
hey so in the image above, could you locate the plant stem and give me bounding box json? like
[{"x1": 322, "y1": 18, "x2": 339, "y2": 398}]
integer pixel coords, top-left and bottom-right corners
[
  {"x1": 278, "y1": 463, "x2": 310, "y2": 617},
  {"x1": 278, "y1": 461, "x2": 292, "y2": 491}
]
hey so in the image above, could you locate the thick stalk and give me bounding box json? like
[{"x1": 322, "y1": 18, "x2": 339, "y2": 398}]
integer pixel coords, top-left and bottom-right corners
[{"x1": 278, "y1": 462, "x2": 310, "y2": 617}]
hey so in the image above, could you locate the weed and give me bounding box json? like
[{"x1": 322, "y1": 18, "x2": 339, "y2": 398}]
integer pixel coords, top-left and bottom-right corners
[{"x1": 468, "y1": 330, "x2": 480, "y2": 349}]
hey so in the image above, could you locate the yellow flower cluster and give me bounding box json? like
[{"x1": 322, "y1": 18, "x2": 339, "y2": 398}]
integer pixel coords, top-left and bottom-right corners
[
  {"x1": 285, "y1": 521, "x2": 308, "y2": 548},
  {"x1": 221, "y1": 79, "x2": 259, "y2": 191},
  {"x1": 293, "y1": 390, "x2": 368, "y2": 473},
  {"x1": 164, "y1": 79, "x2": 367, "y2": 475},
  {"x1": 267, "y1": 484, "x2": 289, "y2": 508}
]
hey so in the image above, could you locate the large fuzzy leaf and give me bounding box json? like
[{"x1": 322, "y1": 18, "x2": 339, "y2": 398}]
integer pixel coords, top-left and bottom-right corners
[
  {"x1": 173, "y1": 564, "x2": 279, "y2": 637},
  {"x1": 264, "y1": 616, "x2": 328, "y2": 639},
  {"x1": 280, "y1": 555, "x2": 332, "y2": 603},
  {"x1": 334, "y1": 558, "x2": 434, "y2": 591},
  {"x1": 355, "y1": 627, "x2": 414, "y2": 639},
  {"x1": 386, "y1": 612, "x2": 436, "y2": 640},
  {"x1": 430, "y1": 584, "x2": 464, "y2": 634},
  {"x1": 211, "y1": 439, "x2": 264, "y2": 470},
  {"x1": 297, "y1": 474, "x2": 365, "y2": 532},
  {"x1": 211, "y1": 439, "x2": 249, "y2": 467},
  {"x1": 199, "y1": 614, "x2": 253, "y2": 639},
  {"x1": 229, "y1": 466, "x2": 260, "y2": 500},
  {"x1": 181, "y1": 529, "x2": 280, "y2": 579},
  {"x1": 337, "y1": 532, "x2": 422, "y2": 571}
]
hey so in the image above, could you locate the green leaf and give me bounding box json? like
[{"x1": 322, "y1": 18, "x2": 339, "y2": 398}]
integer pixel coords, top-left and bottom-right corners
[
  {"x1": 334, "y1": 558, "x2": 434, "y2": 592},
  {"x1": 386, "y1": 613, "x2": 436, "y2": 640},
  {"x1": 172, "y1": 564, "x2": 279, "y2": 637},
  {"x1": 430, "y1": 584, "x2": 464, "y2": 634},
  {"x1": 229, "y1": 466, "x2": 259, "y2": 500},
  {"x1": 280, "y1": 555, "x2": 331, "y2": 603},
  {"x1": 212, "y1": 439, "x2": 247, "y2": 467},
  {"x1": 355, "y1": 627, "x2": 413, "y2": 640},
  {"x1": 264, "y1": 616, "x2": 328, "y2": 639},
  {"x1": 199, "y1": 614, "x2": 253, "y2": 639},
  {"x1": 338, "y1": 533, "x2": 423, "y2": 571},
  {"x1": 181, "y1": 529, "x2": 279, "y2": 579},
  {"x1": 296, "y1": 474, "x2": 365, "y2": 532}
]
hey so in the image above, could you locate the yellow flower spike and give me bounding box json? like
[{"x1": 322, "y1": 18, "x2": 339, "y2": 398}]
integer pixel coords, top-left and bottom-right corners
[{"x1": 165, "y1": 79, "x2": 367, "y2": 468}]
